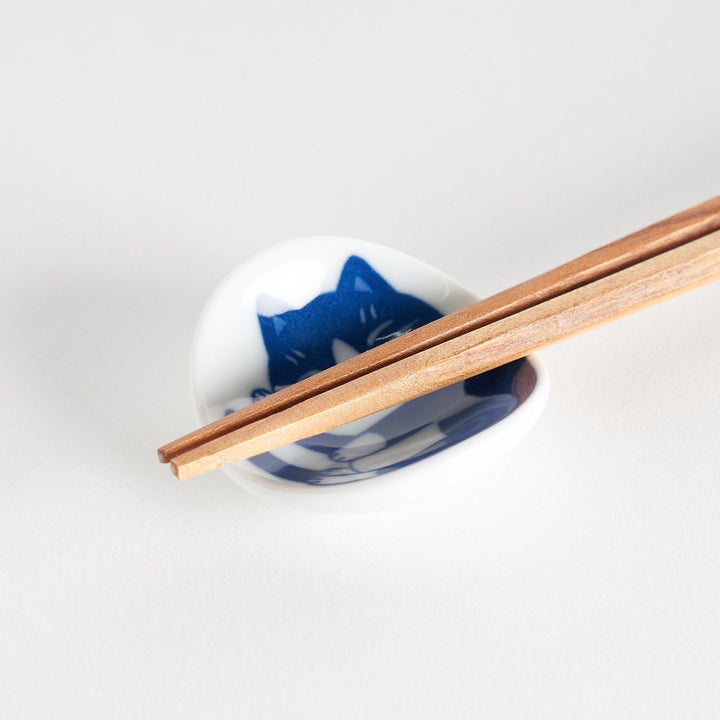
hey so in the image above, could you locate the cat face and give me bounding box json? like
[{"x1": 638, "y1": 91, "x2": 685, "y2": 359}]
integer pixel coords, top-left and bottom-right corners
[
  {"x1": 252, "y1": 255, "x2": 442, "y2": 398},
  {"x1": 218, "y1": 254, "x2": 526, "y2": 486}
]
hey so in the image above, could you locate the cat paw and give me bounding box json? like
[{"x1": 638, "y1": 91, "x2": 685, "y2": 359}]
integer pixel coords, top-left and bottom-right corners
[
  {"x1": 319, "y1": 466, "x2": 356, "y2": 477},
  {"x1": 331, "y1": 432, "x2": 386, "y2": 462}
]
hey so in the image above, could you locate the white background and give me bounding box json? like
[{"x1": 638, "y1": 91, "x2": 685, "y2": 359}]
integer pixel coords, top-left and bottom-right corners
[{"x1": 2, "y1": 1, "x2": 720, "y2": 717}]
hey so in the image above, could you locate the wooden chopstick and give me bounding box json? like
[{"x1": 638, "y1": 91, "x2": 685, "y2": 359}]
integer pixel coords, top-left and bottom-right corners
[
  {"x1": 158, "y1": 195, "x2": 720, "y2": 465},
  {"x1": 167, "y1": 228, "x2": 720, "y2": 480},
  {"x1": 171, "y1": 229, "x2": 720, "y2": 478}
]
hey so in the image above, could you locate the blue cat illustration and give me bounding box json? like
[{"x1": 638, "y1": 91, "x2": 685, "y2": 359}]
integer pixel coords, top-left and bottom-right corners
[
  {"x1": 251, "y1": 255, "x2": 442, "y2": 400},
  {"x1": 222, "y1": 255, "x2": 523, "y2": 485}
]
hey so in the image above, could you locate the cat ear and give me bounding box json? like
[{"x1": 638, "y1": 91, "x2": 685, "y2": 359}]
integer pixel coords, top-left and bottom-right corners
[
  {"x1": 256, "y1": 295, "x2": 293, "y2": 347},
  {"x1": 336, "y1": 256, "x2": 394, "y2": 295},
  {"x1": 256, "y1": 312, "x2": 287, "y2": 343}
]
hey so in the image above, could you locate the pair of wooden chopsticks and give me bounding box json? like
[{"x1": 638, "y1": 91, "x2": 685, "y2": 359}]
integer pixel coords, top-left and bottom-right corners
[{"x1": 159, "y1": 195, "x2": 720, "y2": 479}]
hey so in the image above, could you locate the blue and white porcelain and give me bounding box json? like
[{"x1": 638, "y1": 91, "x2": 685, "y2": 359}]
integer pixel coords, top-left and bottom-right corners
[{"x1": 191, "y1": 237, "x2": 549, "y2": 512}]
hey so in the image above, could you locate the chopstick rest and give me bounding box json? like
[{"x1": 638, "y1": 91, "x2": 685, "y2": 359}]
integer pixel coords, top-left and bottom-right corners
[
  {"x1": 158, "y1": 194, "x2": 720, "y2": 466},
  {"x1": 167, "y1": 227, "x2": 720, "y2": 480}
]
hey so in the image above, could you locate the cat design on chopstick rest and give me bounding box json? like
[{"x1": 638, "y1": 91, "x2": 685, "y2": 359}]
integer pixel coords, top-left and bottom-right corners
[
  {"x1": 226, "y1": 255, "x2": 521, "y2": 485},
  {"x1": 250, "y1": 255, "x2": 441, "y2": 402}
]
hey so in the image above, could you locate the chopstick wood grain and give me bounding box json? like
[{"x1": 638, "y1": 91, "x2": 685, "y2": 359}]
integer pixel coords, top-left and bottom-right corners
[
  {"x1": 158, "y1": 195, "x2": 720, "y2": 464},
  {"x1": 170, "y1": 228, "x2": 720, "y2": 479}
]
